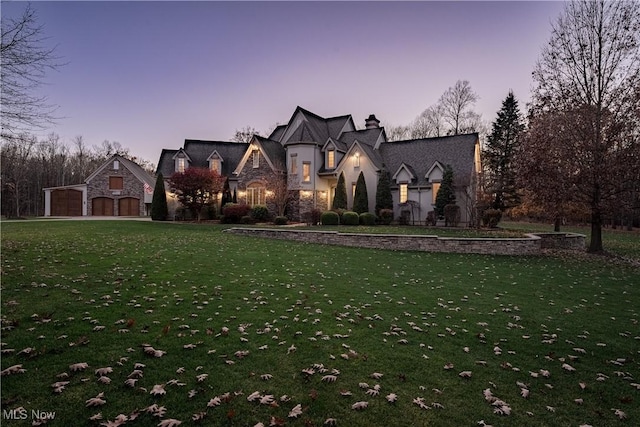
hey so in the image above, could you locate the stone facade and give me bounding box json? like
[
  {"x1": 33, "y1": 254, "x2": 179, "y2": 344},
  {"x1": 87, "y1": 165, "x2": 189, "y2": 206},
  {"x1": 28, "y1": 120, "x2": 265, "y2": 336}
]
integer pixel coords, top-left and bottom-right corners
[
  {"x1": 87, "y1": 158, "x2": 145, "y2": 216},
  {"x1": 225, "y1": 228, "x2": 586, "y2": 256}
]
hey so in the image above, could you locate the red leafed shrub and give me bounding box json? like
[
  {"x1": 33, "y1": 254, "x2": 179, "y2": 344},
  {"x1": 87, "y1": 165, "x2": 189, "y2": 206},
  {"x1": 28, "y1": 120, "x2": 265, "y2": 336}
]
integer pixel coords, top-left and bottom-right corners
[{"x1": 222, "y1": 203, "x2": 251, "y2": 223}]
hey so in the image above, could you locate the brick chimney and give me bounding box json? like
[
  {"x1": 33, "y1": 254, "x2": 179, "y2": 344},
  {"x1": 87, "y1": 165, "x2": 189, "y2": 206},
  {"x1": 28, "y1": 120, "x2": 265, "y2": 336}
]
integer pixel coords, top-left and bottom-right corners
[{"x1": 365, "y1": 114, "x2": 380, "y2": 129}]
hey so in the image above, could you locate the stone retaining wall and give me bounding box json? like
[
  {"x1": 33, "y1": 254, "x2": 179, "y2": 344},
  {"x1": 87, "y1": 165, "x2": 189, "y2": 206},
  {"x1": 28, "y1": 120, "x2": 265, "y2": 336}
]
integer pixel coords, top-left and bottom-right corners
[{"x1": 225, "y1": 228, "x2": 586, "y2": 255}]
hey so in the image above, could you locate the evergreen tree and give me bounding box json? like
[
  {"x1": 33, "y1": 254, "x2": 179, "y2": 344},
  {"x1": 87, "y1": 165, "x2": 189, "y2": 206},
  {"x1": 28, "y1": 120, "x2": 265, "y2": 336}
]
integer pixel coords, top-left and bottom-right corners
[
  {"x1": 221, "y1": 177, "x2": 232, "y2": 206},
  {"x1": 332, "y1": 172, "x2": 347, "y2": 210},
  {"x1": 435, "y1": 165, "x2": 456, "y2": 217},
  {"x1": 353, "y1": 171, "x2": 369, "y2": 213},
  {"x1": 151, "y1": 173, "x2": 168, "y2": 221},
  {"x1": 375, "y1": 169, "x2": 393, "y2": 215},
  {"x1": 484, "y1": 91, "x2": 525, "y2": 210}
]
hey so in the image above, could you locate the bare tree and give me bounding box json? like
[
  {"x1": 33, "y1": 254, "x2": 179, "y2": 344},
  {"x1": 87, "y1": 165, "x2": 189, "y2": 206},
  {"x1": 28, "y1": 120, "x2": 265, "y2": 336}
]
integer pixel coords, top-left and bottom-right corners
[
  {"x1": 410, "y1": 104, "x2": 445, "y2": 138},
  {"x1": 231, "y1": 126, "x2": 260, "y2": 143},
  {"x1": 438, "y1": 80, "x2": 479, "y2": 135},
  {"x1": 1, "y1": 4, "x2": 62, "y2": 140},
  {"x1": 530, "y1": 0, "x2": 640, "y2": 252},
  {"x1": 385, "y1": 124, "x2": 410, "y2": 142}
]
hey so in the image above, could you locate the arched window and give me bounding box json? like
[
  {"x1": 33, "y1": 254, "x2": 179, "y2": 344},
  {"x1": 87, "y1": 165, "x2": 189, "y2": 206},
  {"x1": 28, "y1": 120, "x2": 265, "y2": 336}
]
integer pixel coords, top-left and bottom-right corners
[{"x1": 246, "y1": 182, "x2": 265, "y2": 207}]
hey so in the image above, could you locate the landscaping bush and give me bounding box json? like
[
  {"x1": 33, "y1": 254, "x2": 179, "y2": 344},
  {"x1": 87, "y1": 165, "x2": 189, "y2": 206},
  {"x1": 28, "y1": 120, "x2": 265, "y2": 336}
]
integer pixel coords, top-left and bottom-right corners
[
  {"x1": 359, "y1": 212, "x2": 376, "y2": 225},
  {"x1": 342, "y1": 211, "x2": 359, "y2": 225},
  {"x1": 302, "y1": 208, "x2": 322, "y2": 225},
  {"x1": 250, "y1": 205, "x2": 270, "y2": 222},
  {"x1": 321, "y1": 210, "x2": 340, "y2": 225},
  {"x1": 201, "y1": 204, "x2": 217, "y2": 220},
  {"x1": 222, "y1": 203, "x2": 251, "y2": 223},
  {"x1": 426, "y1": 210, "x2": 437, "y2": 226},
  {"x1": 444, "y1": 204, "x2": 461, "y2": 227},
  {"x1": 240, "y1": 215, "x2": 254, "y2": 224},
  {"x1": 274, "y1": 216, "x2": 288, "y2": 225},
  {"x1": 482, "y1": 208, "x2": 502, "y2": 228},
  {"x1": 378, "y1": 208, "x2": 393, "y2": 225}
]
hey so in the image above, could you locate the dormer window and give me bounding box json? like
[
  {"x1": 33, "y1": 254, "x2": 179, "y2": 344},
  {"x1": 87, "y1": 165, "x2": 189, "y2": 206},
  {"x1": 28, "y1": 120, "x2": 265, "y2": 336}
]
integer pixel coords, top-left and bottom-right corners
[
  {"x1": 177, "y1": 157, "x2": 186, "y2": 172},
  {"x1": 327, "y1": 150, "x2": 335, "y2": 169},
  {"x1": 210, "y1": 158, "x2": 221, "y2": 173}
]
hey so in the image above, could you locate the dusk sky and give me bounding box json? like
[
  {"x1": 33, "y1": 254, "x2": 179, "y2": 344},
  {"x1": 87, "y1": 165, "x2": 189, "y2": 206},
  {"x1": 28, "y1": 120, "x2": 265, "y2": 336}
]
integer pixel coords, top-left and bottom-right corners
[{"x1": 3, "y1": 1, "x2": 566, "y2": 167}]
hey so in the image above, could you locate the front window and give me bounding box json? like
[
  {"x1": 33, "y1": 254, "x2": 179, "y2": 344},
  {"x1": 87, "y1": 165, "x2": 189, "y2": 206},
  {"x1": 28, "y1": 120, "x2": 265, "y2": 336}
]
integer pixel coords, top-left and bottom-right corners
[
  {"x1": 290, "y1": 154, "x2": 297, "y2": 174},
  {"x1": 109, "y1": 176, "x2": 123, "y2": 190},
  {"x1": 302, "y1": 162, "x2": 311, "y2": 182},
  {"x1": 177, "y1": 157, "x2": 186, "y2": 172},
  {"x1": 399, "y1": 183, "x2": 408, "y2": 203},
  {"x1": 327, "y1": 150, "x2": 335, "y2": 169},
  {"x1": 252, "y1": 150, "x2": 260, "y2": 168},
  {"x1": 246, "y1": 183, "x2": 265, "y2": 207},
  {"x1": 432, "y1": 182, "x2": 441, "y2": 204}
]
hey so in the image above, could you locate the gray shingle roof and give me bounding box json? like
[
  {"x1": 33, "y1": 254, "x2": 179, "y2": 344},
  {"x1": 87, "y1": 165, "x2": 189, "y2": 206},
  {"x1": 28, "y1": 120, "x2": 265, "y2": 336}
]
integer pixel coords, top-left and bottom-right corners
[
  {"x1": 378, "y1": 133, "x2": 478, "y2": 187},
  {"x1": 339, "y1": 128, "x2": 385, "y2": 147},
  {"x1": 255, "y1": 136, "x2": 286, "y2": 171},
  {"x1": 156, "y1": 141, "x2": 248, "y2": 178}
]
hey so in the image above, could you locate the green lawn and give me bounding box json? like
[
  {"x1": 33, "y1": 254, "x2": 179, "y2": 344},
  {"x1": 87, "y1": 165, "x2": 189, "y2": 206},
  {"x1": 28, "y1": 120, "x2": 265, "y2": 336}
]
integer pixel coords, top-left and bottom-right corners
[{"x1": 1, "y1": 221, "x2": 638, "y2": 426}]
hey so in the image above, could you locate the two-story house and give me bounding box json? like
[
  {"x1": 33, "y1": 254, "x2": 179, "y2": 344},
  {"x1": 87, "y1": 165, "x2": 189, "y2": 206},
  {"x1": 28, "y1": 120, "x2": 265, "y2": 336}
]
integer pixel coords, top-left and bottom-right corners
[{"x1": 157, "y1": 106, "x2": 481, "y2": 224}]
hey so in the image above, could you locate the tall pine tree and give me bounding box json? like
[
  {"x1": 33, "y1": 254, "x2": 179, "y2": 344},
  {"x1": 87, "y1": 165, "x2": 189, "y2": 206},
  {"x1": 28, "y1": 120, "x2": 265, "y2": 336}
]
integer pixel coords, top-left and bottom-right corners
[
  {"x1": 484, "y1": 91, "x2": 524, "y2": 211},
  {"x1": 375, "y1": 169, "x2": 393, "y2": 215},
  {"x1": 151, "y1": 173, "x2": 168, "y2": 221},
  {"x1": 332, "y1": 172, "x2": 347, "y2": 210},
  {"x1": 353, "y1": 171, "x2": 369, "y2": 213}
]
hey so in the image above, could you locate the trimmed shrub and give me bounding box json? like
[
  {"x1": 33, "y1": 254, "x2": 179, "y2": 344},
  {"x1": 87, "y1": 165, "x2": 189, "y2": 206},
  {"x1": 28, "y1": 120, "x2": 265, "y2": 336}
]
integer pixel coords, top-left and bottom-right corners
[
  {"x1": 222, "y1": 203, "x2": 251, "y2": 224},
  {"x1": 444, "y1": 204, "x2": 461, "y2": 227},
  {"x1": 378, "y1": 208, "x2": 393, "y2": 225},
  {"x1": 202, "y1": 204, "x2": 217, "y2": 220},
  {"x1": 426, "y1": 210, "x2": 437, "y2": 226},
  {"x1": 274, "y1": 216, "x2": 288, "y2": 225},
  {"x1": 342, "y1": 211, "x2": 359, "y2": 225},
  {"x1": 250, "y1": 205, "x2": 270, "y2": 222},
  {"x1": 482, "y1": 208, "x2": 502, "y2": 228},
  {"x1": 359, "y1": 212, "x2": 376, "y2": 225},
  {"x1": 353, "y1": 171, "x2": 369, "y2": 214},
  {"x1": 321, "y1": 210, "x2": 339, "y2": 225},
  {"x1": 240, "y1": 215, "x2": 254, "y2": 224},
  {"x1": 302, "y1": 208, "x2": 322, "y2": 225}
]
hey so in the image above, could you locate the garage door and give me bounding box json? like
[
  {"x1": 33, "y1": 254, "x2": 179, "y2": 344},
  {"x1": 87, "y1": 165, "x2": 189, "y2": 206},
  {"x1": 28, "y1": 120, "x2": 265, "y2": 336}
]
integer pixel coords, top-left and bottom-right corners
[
  {"x1": 118, "y1": 197, "x2": 139, "y2": 216},
  {"x1": 51, "y1": 189, "x2": 82, "y2": 216},
  {"x1": 92, "y1": 197, "x2": 114, "y2": 216}
]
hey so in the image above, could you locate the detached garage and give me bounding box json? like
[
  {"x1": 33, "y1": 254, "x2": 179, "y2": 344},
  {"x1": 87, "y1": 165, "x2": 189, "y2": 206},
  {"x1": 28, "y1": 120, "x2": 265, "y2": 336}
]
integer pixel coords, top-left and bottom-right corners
[
  {"x1": 44, "y1": 184, "x2": 87, "y2": 216},
  {"x1": 44, "y1": 155, "x2": 155, "y2": 217}
]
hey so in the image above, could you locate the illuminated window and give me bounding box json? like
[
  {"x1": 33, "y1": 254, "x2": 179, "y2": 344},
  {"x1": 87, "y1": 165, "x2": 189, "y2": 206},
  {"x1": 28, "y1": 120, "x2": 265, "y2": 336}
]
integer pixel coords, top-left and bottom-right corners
[
  {"x1": 302, "y1": 162, "x2": 311, "y2": 182},
  {"x1": 246, "y1": 183, "x2": 265, "y2": 207},
  {"x1": 327, "y1": 150, "x2": 335, "y2": 169},
  {"x1": 352, "y1": 183, "x2": 356, "y2": 198},
  {"x1": 432, "y1": 182, "x2": 441, "y2": 204},
  {"x1": 109, "y1": 176, "x2": 123, "y2": 190},
  {"x1": 290, "y1": 154, "x2": 297, "y2": 174},
  {"x1": 210, "y1": 159, "x2": 221, "y2": 173},
  {"x1": 252, "y1": 150, "x2": 260, "y2": 168},
  {"x1": 177, "y1": 157, "x2": 186, "y2": 172},
  {"x1": 399, "y1": 183, "x2": 408, "y2": 203}
]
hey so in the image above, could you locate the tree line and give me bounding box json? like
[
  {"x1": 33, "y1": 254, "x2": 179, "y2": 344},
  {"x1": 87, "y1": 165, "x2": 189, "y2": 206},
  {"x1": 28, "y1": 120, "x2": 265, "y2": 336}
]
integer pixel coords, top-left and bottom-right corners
[{"x1": 1, "y1": 134, "x2": 153, "y2": 217}]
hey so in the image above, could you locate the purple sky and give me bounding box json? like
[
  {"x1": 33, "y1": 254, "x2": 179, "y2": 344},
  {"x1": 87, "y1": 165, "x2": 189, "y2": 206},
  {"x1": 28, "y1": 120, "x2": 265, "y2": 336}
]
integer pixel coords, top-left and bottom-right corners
[{"x1": 3, "y1": 1, "x2": 566, "y2": 167}]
